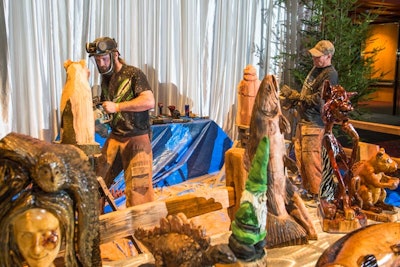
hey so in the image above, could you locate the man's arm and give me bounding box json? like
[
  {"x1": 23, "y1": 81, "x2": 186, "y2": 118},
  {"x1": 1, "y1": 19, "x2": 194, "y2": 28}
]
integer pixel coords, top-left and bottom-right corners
[{"x1": 102, "y1": 90, "x2": 155, "y2": 113}]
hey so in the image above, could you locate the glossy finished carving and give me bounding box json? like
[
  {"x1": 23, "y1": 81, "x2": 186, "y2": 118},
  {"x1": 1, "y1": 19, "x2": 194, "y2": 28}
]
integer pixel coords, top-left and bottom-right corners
[
  {"x1": 352, "y1": 148, "x2": 399, "y2": 221},
  {"x1": 0, "y1": 132, "x2": 101, "y2": 266},
  {"x1": 318, "y1": 81, "x2": 367, "y2": 232},
  {"x1": 316, "y1": 222, "x2": 400, "y2": 266}
]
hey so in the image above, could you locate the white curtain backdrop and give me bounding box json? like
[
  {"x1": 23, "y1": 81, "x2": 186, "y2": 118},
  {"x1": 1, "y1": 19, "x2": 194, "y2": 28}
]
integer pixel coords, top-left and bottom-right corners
[{"x1": 0, "y1": 0, "x2": 289, "y2": 141}]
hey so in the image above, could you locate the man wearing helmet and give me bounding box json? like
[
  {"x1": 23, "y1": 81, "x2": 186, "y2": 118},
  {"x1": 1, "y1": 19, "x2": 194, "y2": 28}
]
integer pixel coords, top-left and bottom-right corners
[{"x1": 86, "y1": 37, "x2": 155, "y2": 211}]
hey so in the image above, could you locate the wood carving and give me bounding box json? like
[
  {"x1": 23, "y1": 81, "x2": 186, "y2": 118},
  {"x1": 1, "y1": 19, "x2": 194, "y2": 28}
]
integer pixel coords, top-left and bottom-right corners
[
  {"x1": 135, "y1": 213, "x2": 237, "y2": 267},
  {"x1": 236, "y1": 64, "x2": 261, "y2": 127},
  {"x1": 0, "y1": 132, "x2": 101, "y2": 266},
  {"x1": 60, "y1": 59, "x2": 96, "y2": 145},
  {"x1": 0, "y1": 190, "x2": 75, "y2": 267},
  {"x1": 245, "y1": 74, "x2": 317, "y2": 248},
  {"x1": 319, "y1": 81, "x2": 367, "y2": 232},
  {"x1": 14, "y1": 208, "x2": 62, "y2": 267},
  {"x1": 352, "y1": 148, "x2": 399, "y2": 214},
  {"x1": 316, "y1": 222, "x2": 400, "y2": 266},
  {"x1": 228, "y1": 136, "x2": 269, "y2": 262}
]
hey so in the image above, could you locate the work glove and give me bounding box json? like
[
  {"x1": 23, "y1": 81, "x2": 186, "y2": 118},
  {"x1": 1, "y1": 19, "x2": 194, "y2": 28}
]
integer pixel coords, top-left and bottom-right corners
[{"x1": 280, "y1": 85, "x2": 300, "y2": 101}]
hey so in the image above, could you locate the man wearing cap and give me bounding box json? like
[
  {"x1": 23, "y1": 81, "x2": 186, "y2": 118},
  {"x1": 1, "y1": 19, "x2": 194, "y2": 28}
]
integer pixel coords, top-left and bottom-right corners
[
  {"x1": 281, "y1": 40, "x2": 338, "y2": 200},
  {"x1": 86, "y1": 37, "x2": 155, "y2": 211}
]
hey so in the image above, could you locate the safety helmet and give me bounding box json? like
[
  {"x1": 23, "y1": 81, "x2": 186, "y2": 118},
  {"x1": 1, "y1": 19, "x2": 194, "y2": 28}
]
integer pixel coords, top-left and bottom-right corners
[
  {"x1": 86, "y1": 37, "x2": 118, "y2": 75},
  {"x1": 86, "y1": 37, "x2": 118, "y2": 57}
]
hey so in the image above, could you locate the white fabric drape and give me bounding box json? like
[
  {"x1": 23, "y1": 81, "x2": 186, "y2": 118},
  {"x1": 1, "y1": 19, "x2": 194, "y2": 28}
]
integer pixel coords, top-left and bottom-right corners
[{"x1": 1, "y1": 0, "x2": 288, "y2": 141}]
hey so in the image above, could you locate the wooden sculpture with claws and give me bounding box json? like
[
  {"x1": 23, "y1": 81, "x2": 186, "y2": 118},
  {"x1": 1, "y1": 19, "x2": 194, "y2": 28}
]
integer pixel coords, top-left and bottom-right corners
[{"x1": 135, "y1": 213, "x2": 237, "y2": 267}]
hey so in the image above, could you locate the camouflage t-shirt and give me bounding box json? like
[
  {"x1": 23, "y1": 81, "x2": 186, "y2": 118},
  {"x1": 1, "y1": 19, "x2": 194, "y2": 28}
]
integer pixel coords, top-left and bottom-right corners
[{"x1": 298, "y1": 65, "x2": 338, "y2": 127}]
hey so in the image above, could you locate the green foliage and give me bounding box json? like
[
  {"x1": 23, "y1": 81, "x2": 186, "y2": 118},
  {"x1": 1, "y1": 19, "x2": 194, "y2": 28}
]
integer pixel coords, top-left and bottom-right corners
[{"x1": 282, "y1": 0, "x2": 384, "y2": 116}]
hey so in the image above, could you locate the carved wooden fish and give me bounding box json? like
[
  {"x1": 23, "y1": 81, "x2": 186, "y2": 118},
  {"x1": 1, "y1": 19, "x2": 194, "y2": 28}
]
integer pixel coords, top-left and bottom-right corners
[
  {"x1": 316, "y1": 222, "x2": 400, "y2": 267},
  {"x1": 246, "y1": 74, "x2": 317, "y2": 248}
]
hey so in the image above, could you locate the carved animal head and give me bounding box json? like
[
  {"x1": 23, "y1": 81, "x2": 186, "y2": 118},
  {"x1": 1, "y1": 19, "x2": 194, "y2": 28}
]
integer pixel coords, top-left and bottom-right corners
[
  {"x1": 369, "y1": 148, "x2": 398, "y2": 174},
  {"x1": 64, "y1": 59, "x2": 90, "y2": 81},
  {"x1": 204, "y1": 243, "x2": 237, "y2": 265},
  {"x1": 34, "y1": 152, "x2": 68, "y2": 192},
  {"x1": 321, "y1": 80, "x2": 357, "y2": 125},
  {"x1": 254, "y1": 74, "x2": 280, "y2": 118}
]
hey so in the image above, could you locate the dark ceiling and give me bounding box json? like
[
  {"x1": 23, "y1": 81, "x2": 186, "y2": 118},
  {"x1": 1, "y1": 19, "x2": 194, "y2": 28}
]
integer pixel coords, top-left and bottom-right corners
[{"x1": 353, "y1": 0, "x2": 400, "y2": 24}]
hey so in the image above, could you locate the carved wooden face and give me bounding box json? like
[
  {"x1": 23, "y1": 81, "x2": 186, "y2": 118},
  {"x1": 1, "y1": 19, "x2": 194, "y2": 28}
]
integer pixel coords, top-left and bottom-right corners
[{"x1": 13, "y1": 208, "x2": 61, "y2": 267}]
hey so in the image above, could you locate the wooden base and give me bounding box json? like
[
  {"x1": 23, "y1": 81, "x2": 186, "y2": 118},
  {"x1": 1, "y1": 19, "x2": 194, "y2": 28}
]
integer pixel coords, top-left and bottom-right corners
[
  {"x1": 53, "y1": 141, "x2": 101, "y2": 157},
  {"x1": 317, "y1": 205, "x2": 367, "y2": 233},
  {"x1": 76, "y1": 143, "x2": 101, "y2": 155},
  {"x1": 362, "y1": 209, "x2": 399, "y2": 222},
  {"x1": 216, "y1": 249, "x2": 267, "y2": 267}
]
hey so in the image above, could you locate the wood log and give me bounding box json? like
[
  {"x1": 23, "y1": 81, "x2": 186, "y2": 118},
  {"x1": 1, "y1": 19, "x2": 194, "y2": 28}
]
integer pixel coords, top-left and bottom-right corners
[{"x1": 99, "y1": 186, "x2": 235, "y2": 244}]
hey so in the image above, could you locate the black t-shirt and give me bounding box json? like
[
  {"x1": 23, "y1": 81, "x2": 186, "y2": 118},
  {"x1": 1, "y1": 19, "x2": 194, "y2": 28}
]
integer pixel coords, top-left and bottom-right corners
[{"x1": 101, "y1": 64, "x2": 152, "y2": 137}]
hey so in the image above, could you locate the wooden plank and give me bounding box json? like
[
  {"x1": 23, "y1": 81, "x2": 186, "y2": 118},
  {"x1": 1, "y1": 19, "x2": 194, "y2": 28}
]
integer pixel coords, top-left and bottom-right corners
[
  {"x1": 358, "y1": 141, "x2": 379, "y2": 161},
  {"x1": 99, "y1": 201, "x2": 168, "y2": 244},
  {"x1": 102, "y1": 252, "x2": 155, "y2": 267},
  {"x1": 349, "y1": 119, "x2": 400, "y2": 136},
  {"x1": 362, "y1": 209, "x2": 399, "y2": 222},
  {"x1": 98, "y1": 176, "x2": 119, "y2": 211},
  {"x1": 165, "y1": 186, "x2": 235, "y2": 218},
  {"x1": 99, "y1": 186, "x2": 235, "y2": 244}
]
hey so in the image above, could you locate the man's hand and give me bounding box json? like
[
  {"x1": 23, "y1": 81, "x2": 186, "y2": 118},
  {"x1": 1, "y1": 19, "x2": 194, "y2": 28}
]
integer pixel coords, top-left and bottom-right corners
[
  {"x1": 280, "y1": 84, "x2": 293, "y2": 97},
  {"x1": 280, "y1": 85, "x2": 300, "y2": 101},
  {"x1": 102, "y1": 101, "x2": 119, "y2": 113}
]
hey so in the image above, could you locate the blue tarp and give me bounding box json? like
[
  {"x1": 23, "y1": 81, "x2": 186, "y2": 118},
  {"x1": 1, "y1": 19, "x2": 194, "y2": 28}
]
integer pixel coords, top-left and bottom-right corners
[
  {"x1": 95, "y1": 119, "x2": 233, "y2": 212},
  {"x1": 386, "y1": 187, "x2": 400, "y2": 207}
]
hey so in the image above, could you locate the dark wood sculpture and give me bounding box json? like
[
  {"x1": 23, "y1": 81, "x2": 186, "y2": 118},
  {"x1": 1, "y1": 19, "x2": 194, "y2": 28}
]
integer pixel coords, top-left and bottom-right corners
[
  {"x1": 245, "y1": 74, "x2": 317, "y2": 248},
  {"x1": 318, "y1": 81, "x2": 367, "y2": 232},
  {"x1": 0, "y1": 191, "x2": 74, "y2": 267},
  {"x1": 0, "y1": 132, "x2": 101, "y2": 266}
]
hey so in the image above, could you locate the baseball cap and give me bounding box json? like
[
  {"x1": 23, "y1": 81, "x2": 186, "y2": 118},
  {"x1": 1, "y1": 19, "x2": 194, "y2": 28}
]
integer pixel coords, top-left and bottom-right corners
[{"x1": 309, "y1": 40, "x2": 335, "y2": 57}]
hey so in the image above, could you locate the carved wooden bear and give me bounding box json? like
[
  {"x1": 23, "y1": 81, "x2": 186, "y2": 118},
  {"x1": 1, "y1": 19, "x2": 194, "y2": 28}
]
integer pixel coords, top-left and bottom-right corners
[
  {"x1": 352, "y1": 148, "x2": 399, "y2": 213},
  {"x1": 60, "y1": 59, "x2": 95, "y2": 145}
]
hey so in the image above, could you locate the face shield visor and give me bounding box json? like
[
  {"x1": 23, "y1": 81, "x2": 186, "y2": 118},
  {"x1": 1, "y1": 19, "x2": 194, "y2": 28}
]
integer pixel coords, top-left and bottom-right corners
[{"x1": 89, "y1": 53, "x2": 114, "y2": 75}]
